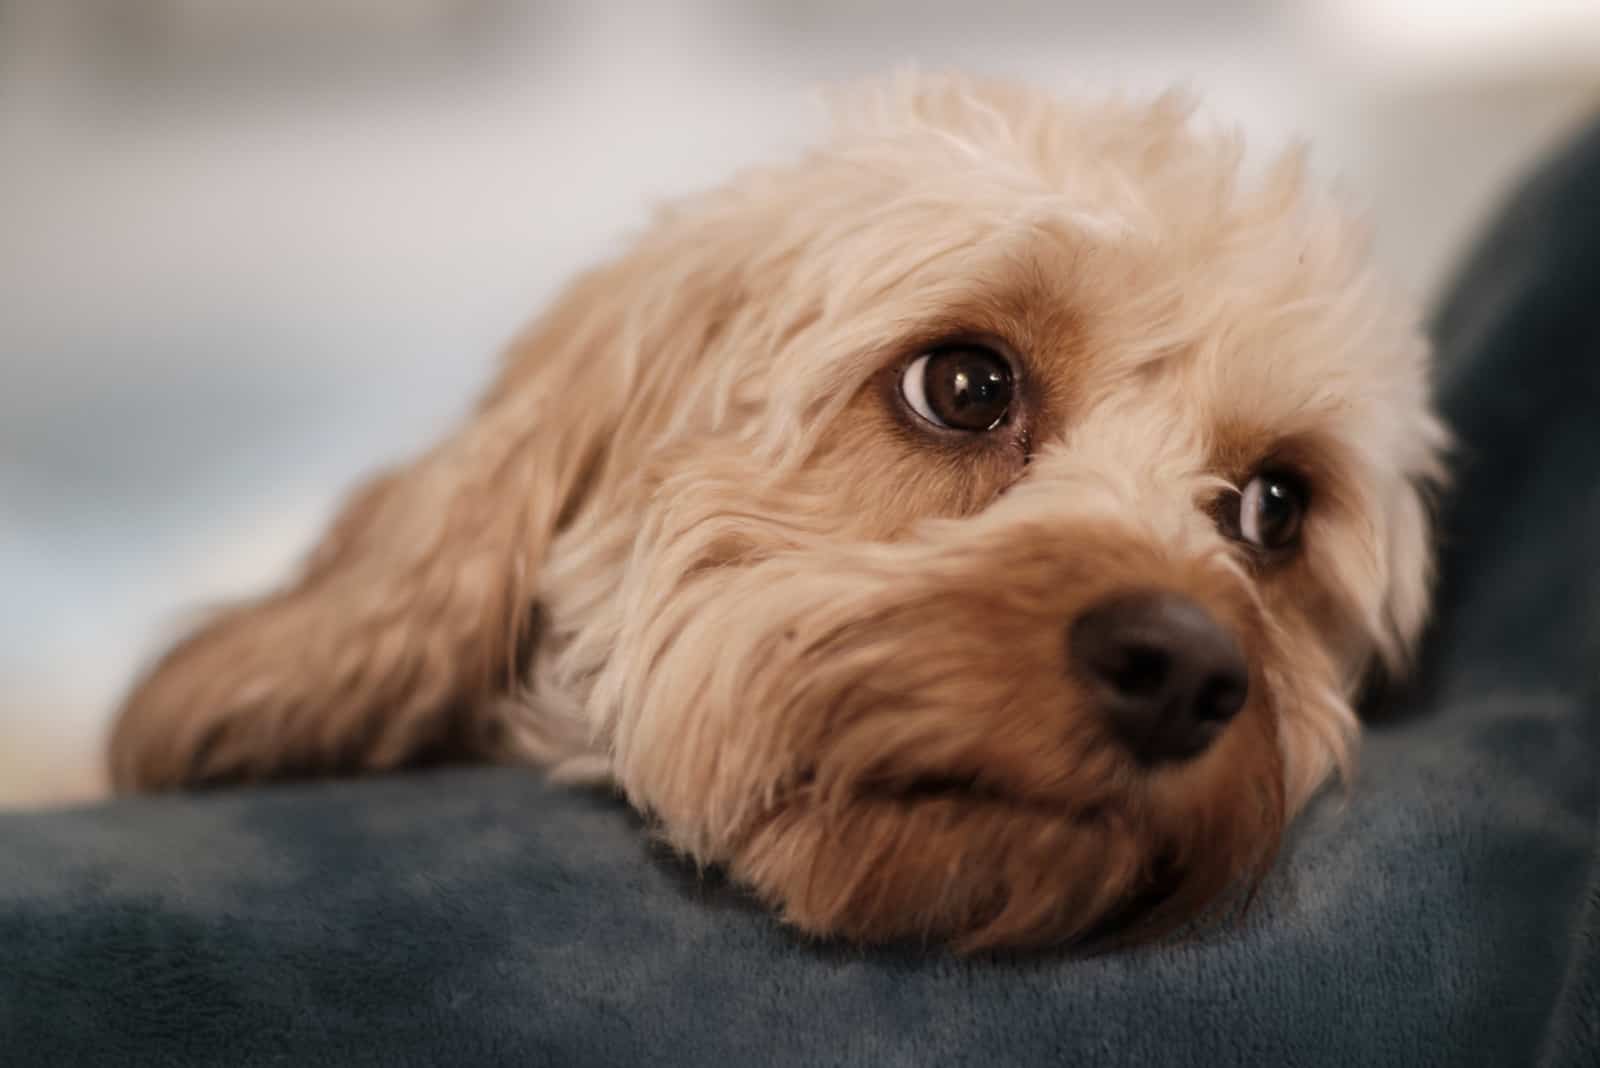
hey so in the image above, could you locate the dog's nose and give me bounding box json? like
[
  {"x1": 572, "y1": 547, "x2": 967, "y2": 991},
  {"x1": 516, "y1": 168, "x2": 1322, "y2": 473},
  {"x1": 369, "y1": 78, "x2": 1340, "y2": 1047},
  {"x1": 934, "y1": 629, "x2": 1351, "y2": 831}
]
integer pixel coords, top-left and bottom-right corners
[{"x1": 1068, "y1": 591, "x2": 1249, "y2": 764}]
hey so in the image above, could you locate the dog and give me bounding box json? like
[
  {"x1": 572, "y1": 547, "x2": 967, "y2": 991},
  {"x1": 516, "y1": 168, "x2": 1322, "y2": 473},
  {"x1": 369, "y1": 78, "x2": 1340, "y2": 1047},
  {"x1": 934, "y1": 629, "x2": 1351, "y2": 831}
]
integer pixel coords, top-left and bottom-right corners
[{"x1": 108, "y1": 72, "x2": 1446, "y2": 951}]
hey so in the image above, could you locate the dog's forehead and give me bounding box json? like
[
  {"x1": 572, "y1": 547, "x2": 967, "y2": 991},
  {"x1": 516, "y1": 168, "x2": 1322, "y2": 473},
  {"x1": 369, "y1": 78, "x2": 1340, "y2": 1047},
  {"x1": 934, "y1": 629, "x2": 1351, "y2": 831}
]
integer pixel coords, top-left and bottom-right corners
[
  {"x1": 840, "y1": 209, "x2": 1413, "y2": 461},
  {"x1": 757, "y1": 90, "x2": 1433, "y2": 481}
]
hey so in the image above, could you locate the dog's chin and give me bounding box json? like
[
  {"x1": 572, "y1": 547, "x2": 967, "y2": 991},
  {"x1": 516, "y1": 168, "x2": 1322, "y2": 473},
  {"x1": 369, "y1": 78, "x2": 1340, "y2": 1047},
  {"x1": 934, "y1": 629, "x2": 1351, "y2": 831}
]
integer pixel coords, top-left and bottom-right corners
[
  {"x1": 730, "y1": 779, "x2": 1160, "y2": 953},
  {"x1": 727, "y1": 726, "x2": 1286, "y2": 954}
]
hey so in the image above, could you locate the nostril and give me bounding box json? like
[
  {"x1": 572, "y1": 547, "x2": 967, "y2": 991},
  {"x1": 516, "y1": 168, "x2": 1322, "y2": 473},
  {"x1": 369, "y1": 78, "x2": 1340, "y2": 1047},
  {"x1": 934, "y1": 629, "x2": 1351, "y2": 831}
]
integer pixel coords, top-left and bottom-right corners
[{"x1": 1194, "y1": 671, "x2": 1248, "y2": 724}]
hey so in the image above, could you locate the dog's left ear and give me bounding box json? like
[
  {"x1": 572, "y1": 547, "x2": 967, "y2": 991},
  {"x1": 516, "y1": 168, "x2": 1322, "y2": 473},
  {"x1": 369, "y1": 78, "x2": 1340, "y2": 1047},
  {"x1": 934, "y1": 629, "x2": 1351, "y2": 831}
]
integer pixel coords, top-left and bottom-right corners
[{"x1": 107, "y1": 267, "x2": 651, "y2": 792}]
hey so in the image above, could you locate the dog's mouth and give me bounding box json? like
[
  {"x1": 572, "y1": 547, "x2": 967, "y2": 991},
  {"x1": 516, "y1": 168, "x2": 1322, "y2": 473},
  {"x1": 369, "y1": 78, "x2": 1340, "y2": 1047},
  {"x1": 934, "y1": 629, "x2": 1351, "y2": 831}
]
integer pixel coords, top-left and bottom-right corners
[
  {"x1": 736, "y1": 764, "x2": 1163, "y2": 951},
  {"x1": 850, "y1": 770, "x2": 1097, "y2": 821},
  {"x1": 790, "y1": 765, "x2": 1017, "y2": 807},
  {"x1": 749, "y1": 763, "x2": 1118, "y2": 847},
  {"x1": 874, "y1": 772, "x2": 995, "y2": 803}
]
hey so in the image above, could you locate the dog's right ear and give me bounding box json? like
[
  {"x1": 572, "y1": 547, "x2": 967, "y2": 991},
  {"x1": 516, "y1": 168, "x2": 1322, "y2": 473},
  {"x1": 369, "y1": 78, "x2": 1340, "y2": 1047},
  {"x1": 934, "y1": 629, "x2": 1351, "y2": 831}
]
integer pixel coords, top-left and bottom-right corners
[{"x1": 107, "y1": 269, "x2": 639, "y2": 792}]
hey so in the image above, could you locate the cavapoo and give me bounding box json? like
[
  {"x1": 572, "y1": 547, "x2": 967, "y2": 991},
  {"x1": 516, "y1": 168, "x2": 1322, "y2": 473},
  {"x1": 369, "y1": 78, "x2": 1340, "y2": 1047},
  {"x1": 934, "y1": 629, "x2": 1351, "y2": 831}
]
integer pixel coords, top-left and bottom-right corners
[{"x1": 109, "y1": 73, "x2": 1446, "y2": 951}]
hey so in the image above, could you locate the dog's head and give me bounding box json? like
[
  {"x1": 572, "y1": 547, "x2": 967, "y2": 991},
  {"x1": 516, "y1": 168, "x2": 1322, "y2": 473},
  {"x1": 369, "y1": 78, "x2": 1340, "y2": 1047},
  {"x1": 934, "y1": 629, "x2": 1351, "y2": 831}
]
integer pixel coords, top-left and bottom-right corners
[{"x1": 111, "y1": 74, "x2": 1446, "y2": 951}]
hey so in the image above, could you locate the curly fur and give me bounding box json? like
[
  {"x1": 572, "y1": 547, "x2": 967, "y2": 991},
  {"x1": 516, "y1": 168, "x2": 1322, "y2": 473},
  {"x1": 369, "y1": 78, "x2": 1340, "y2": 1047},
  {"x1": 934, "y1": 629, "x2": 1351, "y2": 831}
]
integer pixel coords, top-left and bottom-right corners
[{"x1": 108, "y1": 72, "x2": 1447, "y2": 951}]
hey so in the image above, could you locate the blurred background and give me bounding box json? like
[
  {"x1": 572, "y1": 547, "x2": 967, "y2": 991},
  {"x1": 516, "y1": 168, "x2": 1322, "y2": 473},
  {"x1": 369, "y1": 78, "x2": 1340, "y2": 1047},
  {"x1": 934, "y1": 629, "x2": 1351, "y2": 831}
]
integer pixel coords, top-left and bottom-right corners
[{"x1": 3, "y1": 0, "x2": 1598, "y2": 806}]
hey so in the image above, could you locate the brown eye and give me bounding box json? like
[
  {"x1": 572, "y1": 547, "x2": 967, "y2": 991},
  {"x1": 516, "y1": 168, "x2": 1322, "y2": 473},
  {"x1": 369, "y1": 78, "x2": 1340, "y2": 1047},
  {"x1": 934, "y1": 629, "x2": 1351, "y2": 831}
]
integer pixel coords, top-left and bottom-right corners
[
  {"x1": 1236, "y1": 471, "x2": 1307, "y2": 550},
  {"x1": 899, "y1": 346, "x2": 1014, "y2": 431}
]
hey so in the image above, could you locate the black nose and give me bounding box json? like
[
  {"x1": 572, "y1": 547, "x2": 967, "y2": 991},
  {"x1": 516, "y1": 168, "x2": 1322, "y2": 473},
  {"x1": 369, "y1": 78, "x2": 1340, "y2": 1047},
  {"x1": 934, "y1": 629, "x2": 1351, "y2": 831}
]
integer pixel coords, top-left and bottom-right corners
[{"x1": 1069, "y1": 591, "x2": 1249, "y2": 764}]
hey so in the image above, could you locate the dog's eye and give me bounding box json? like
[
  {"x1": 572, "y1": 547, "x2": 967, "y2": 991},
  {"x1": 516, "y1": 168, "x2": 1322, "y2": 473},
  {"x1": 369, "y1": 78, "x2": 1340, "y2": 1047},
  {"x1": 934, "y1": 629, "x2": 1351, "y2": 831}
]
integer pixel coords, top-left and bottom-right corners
[
  {"x1": 1236, "y1": 471, "x2": 1307, "y2": 551},
  {"x1": 899, "y1": 346, "x2": 1014, "y2": 431}
]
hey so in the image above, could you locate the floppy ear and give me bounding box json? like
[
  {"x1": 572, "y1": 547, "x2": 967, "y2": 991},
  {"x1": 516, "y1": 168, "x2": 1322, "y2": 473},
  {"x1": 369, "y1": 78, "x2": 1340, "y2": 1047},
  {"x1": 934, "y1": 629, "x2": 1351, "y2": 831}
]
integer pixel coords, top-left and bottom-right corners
[{"x1": 107, "y1": 273, "x2": 628, "y2": 792}]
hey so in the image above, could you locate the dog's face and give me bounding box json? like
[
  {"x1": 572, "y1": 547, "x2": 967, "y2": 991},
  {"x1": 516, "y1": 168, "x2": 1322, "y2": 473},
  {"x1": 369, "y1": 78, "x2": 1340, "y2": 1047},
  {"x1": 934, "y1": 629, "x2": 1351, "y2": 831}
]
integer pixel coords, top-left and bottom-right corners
[{"x1": 110, "y1": 76, "x2": 1445, "y2": 952}]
